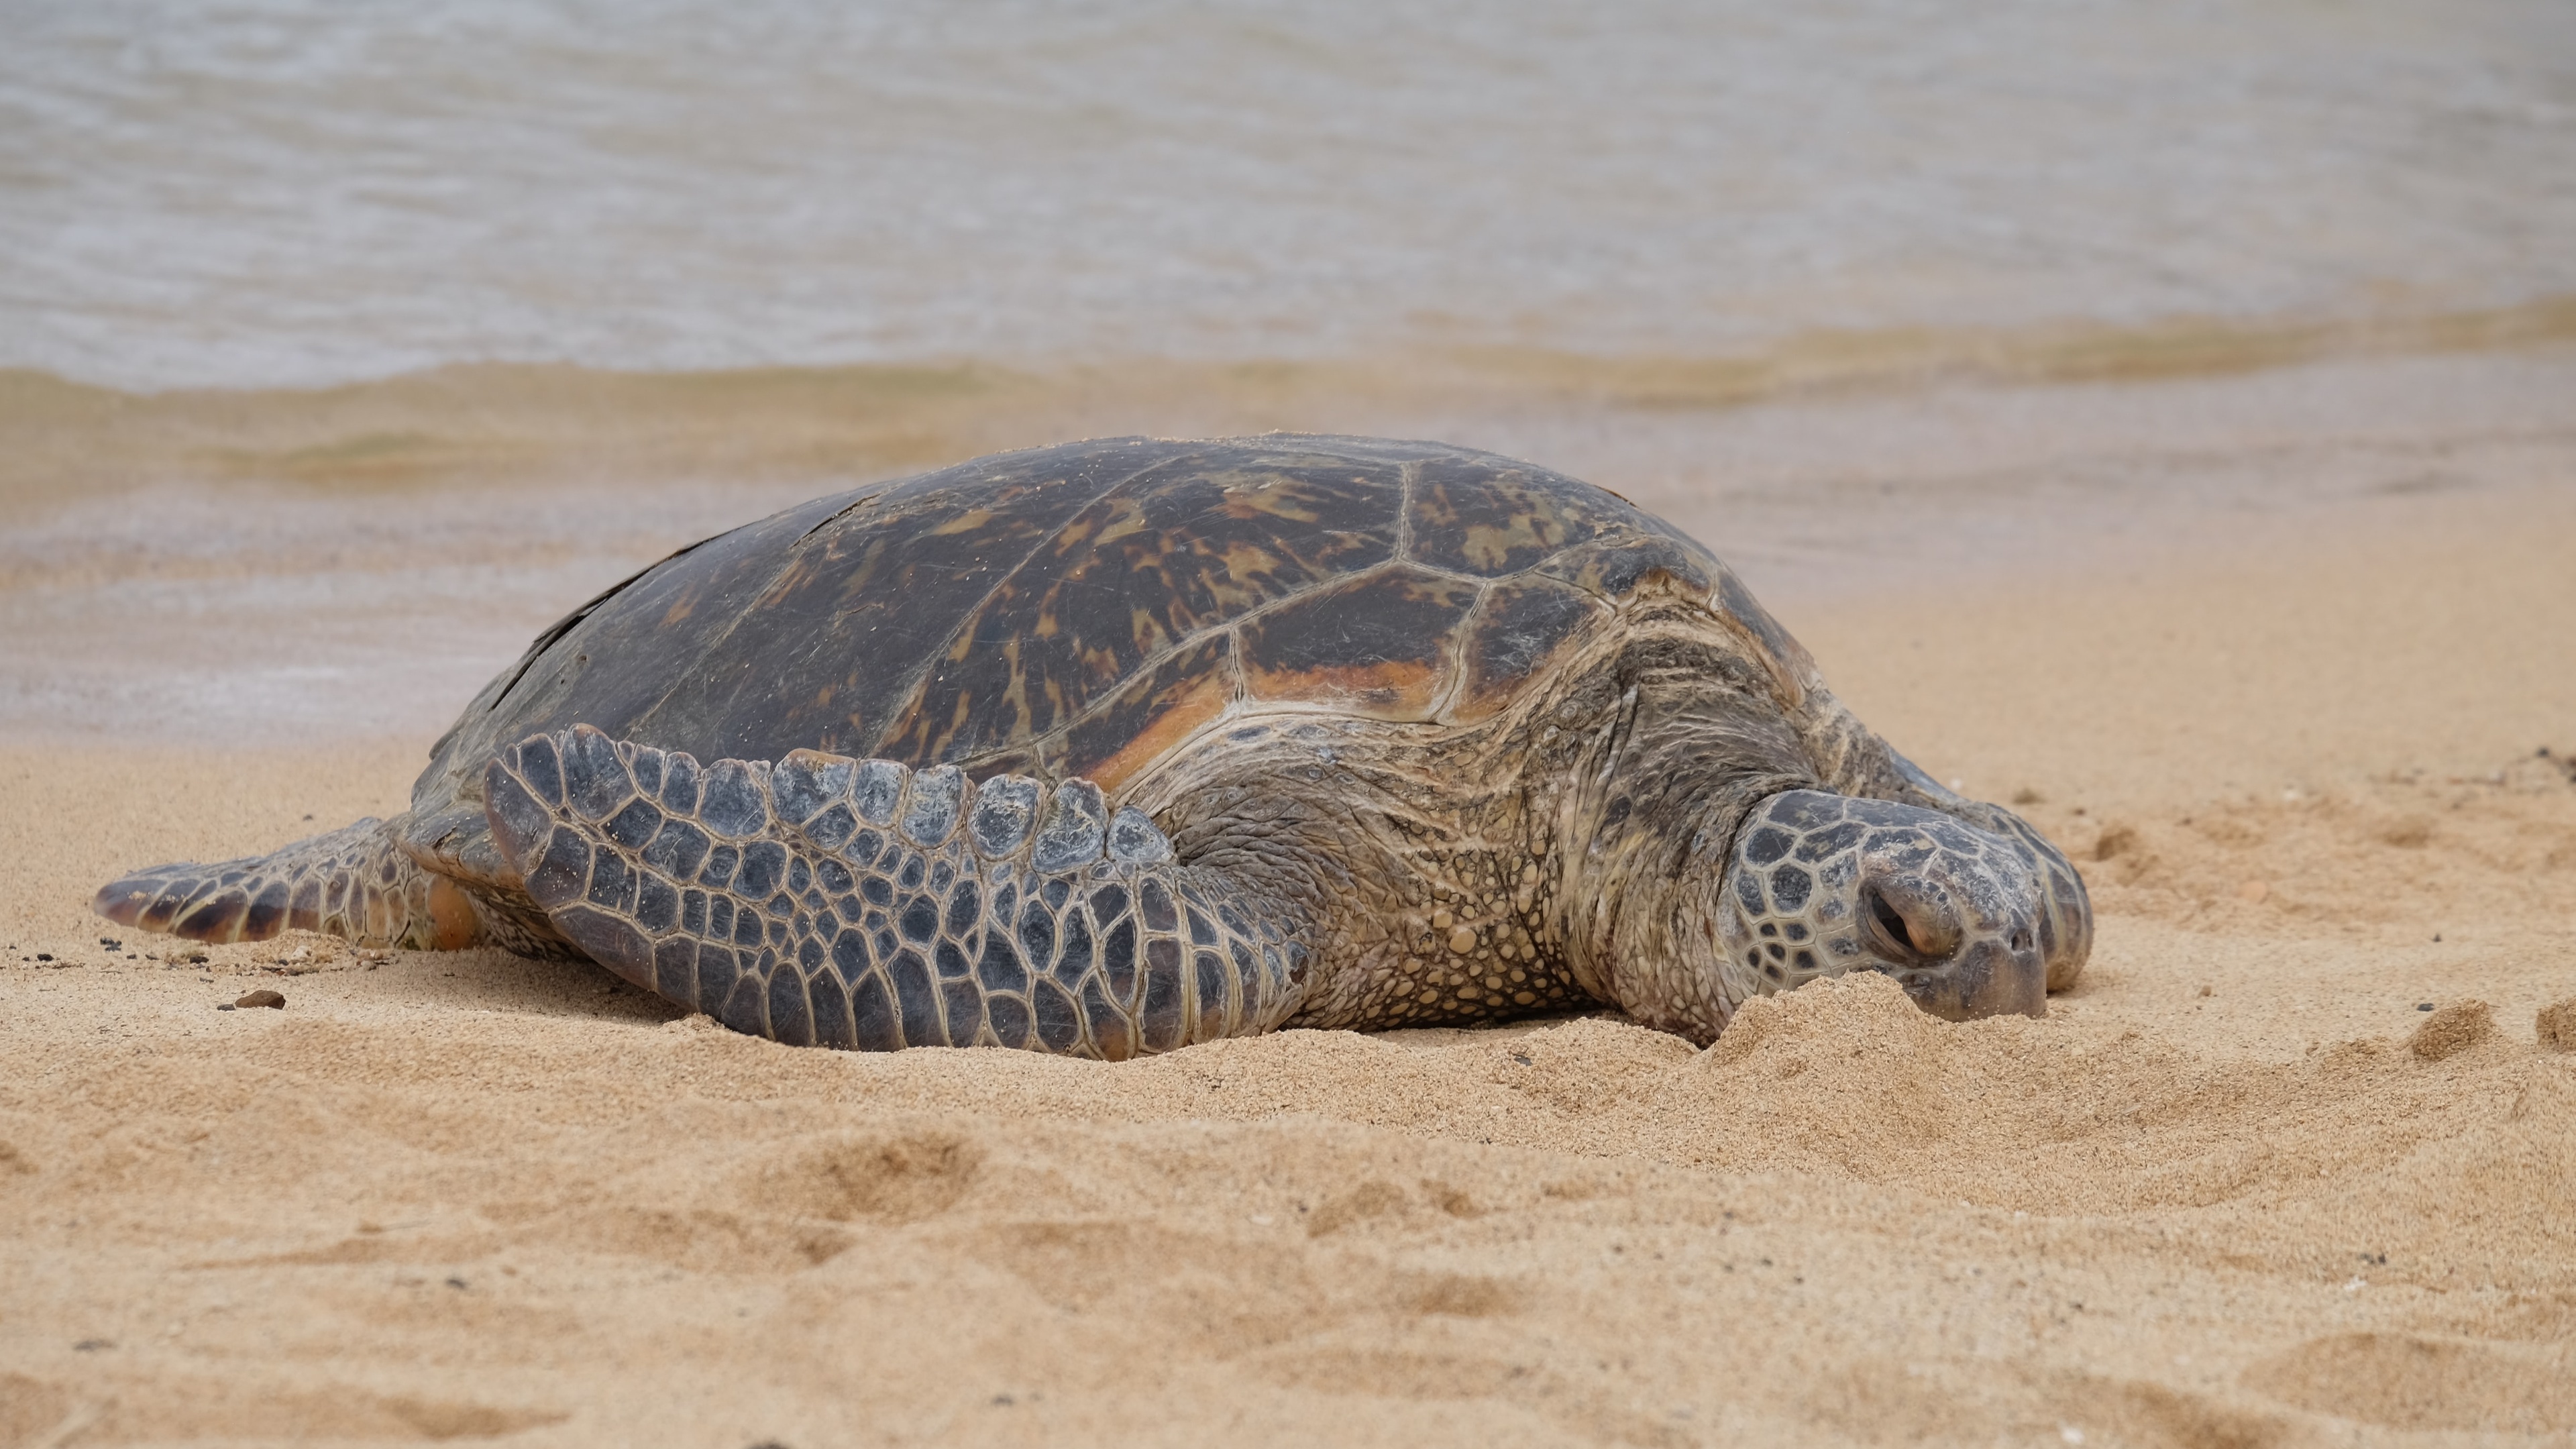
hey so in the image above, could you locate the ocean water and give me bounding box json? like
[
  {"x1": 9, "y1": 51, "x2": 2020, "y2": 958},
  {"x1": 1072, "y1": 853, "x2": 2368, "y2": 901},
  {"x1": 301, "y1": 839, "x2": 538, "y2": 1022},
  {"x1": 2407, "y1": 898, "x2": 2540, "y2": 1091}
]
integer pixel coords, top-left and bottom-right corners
[{"x1": 4, "y1": 0, "x2": 2573, "y2": 392}]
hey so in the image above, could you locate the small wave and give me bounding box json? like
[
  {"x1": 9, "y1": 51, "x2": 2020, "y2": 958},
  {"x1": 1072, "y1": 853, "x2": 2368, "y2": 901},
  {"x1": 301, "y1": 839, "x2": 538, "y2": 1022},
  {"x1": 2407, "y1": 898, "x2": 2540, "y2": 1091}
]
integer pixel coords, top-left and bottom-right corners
[
  {"x1": 1440, "y1": 297, "x2": 2576, "y2": 407},
  {"x1": 5, "y1": 299, "x2": 2571, "y2": 507}
]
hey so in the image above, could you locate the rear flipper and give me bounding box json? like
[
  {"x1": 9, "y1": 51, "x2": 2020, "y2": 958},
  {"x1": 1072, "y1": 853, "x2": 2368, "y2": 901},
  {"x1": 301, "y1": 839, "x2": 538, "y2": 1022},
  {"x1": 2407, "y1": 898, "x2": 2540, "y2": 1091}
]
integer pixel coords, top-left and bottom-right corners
[
  {"x1": 482, "y1": 724, "x2": 1312, "y2": 1057},
  {"x1": 93, "y1": 816, "x2": 482, "y2": 949}
]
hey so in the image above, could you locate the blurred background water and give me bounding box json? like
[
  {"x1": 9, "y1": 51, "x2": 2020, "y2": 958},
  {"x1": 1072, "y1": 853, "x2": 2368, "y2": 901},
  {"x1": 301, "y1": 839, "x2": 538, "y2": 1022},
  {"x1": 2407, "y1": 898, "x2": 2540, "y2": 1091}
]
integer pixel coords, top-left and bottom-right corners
[
  {"x1": 5, "y1": 0, "x2": 2571, "y2": 390},
  {"x1": 3, "y1": 0, "x2": 2572, "y2": 743}
]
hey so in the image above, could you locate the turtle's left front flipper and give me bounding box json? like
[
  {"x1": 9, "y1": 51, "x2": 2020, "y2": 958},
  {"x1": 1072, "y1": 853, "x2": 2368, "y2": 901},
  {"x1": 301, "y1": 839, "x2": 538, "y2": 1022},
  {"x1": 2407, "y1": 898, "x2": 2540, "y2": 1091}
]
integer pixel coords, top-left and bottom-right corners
[{"x1": 482, "y1": 725, "x2": 1312, "y2": 1057}]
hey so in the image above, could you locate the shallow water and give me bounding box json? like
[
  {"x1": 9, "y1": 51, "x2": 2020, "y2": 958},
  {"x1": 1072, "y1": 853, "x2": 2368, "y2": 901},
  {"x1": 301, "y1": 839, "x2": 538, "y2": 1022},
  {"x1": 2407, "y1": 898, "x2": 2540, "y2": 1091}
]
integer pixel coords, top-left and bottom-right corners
[
  {"x1": 3, "y1": 345, "x2": 2570, "y2": 745},
  {"x1": 5, "y1": 0, "x2": 2572, "y2": 390}
]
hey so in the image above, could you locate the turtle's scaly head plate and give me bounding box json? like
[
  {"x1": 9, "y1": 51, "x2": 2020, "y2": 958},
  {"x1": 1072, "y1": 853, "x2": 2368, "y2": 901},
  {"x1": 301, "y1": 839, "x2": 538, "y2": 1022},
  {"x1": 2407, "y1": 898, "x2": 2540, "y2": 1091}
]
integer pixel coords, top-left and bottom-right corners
[{"x1": 1717, "y1": 790, "x2": 2057, "y2": 1022}]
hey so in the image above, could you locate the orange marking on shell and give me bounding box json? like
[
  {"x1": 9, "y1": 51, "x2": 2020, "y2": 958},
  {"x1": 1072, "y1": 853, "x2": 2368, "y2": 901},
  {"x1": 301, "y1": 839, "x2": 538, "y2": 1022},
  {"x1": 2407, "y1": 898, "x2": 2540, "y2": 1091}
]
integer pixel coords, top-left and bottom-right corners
[
  {"x1": 1219, "y1": 480, "x2": 1339, "y2": 525},
  {"x1": 929, "y1": 506, "x2": 997, "y2": 537},
  {"x1": 1091, "y1": 500, "x2": 1152, "y2": 545},
  {"x1": 1453, "y1": 515, "x2": 1557, "y2": 573},
  {"x1": 1243, "y1": 656, "x2": 1446, "y2": 718},
  {"x1": 1080, "y1": 669, "x2": 1234, "y2": 794}
]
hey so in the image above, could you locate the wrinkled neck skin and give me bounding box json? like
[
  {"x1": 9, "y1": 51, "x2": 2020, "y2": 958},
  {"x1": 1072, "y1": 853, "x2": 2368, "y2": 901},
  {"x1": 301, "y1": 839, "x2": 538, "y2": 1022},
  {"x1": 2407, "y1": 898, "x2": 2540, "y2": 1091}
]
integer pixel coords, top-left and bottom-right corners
[
  {"x1": 1546, "y1": 627, "x2": 1821, "y2": 1043},
  {"x1": 1546, "y1": 617, "x2": 2086, "y2": 1044}
]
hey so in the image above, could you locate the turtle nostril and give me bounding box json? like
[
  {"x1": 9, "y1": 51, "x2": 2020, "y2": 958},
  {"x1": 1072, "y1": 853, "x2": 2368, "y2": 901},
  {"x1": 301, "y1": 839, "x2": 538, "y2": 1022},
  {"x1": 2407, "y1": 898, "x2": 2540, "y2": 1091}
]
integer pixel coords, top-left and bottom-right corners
[{"x1": 2010, "y1": 928, "x2": 2032, "y2": 953}]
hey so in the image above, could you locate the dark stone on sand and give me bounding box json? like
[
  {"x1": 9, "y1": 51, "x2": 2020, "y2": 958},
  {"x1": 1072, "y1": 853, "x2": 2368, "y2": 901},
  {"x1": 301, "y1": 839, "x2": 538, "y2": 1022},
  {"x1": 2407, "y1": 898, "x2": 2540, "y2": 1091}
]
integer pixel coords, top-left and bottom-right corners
[{"x1": 235, "y1": 989, "x2": 286, "y2": 1010}]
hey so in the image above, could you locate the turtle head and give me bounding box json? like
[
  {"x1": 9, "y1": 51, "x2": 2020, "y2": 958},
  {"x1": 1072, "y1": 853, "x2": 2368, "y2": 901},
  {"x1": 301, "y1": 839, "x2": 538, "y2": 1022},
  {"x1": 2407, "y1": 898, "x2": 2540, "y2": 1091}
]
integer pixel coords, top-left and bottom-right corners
[{"x1": 1711, "y1": 789, "x2": 2090, "y2": 1022}]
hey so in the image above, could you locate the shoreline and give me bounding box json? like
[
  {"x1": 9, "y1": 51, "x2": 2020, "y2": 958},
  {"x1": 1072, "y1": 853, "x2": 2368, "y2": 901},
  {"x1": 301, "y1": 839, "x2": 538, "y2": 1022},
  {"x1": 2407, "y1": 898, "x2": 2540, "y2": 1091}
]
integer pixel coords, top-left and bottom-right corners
[{"x1": 5, "y1": 342, "x2": 2573, "y2": 748}]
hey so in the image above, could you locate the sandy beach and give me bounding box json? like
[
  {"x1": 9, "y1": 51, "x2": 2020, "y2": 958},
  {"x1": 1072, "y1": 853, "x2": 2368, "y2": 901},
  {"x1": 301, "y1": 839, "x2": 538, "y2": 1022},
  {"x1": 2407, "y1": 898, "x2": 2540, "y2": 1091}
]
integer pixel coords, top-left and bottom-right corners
[{"x1": 3, "y1": 343, "x2": 2572, "y2": 1447}]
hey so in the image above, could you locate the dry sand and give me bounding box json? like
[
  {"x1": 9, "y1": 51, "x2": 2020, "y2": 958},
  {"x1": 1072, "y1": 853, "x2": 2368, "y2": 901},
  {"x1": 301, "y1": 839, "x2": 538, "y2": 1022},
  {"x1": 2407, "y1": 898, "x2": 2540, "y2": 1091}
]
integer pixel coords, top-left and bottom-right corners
[{"x1": 3, "y1": 357, "x2": 2575, "y2": 1447}]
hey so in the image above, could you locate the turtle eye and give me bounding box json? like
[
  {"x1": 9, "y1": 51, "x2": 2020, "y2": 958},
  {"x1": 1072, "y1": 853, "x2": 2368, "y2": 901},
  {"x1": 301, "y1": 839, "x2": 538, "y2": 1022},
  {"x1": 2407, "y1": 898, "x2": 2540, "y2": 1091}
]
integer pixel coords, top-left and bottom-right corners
[
  {"x1": 1862, "y1": 883, "x2": 1959, "y2": 963},
  {"x1": 1864, "y1": 888, "x2": 1915, "y2": 957}
]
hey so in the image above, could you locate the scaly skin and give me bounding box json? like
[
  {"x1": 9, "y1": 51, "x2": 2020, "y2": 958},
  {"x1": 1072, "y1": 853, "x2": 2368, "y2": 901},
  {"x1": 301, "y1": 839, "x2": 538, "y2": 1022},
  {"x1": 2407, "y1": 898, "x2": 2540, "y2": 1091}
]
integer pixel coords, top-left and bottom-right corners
[
  {"x1": 93, "y1": 816, "x2": 480, "y2": 951},
  {"x1": 482, "y1": 726, "x2": 1309, "y2": 1057}
]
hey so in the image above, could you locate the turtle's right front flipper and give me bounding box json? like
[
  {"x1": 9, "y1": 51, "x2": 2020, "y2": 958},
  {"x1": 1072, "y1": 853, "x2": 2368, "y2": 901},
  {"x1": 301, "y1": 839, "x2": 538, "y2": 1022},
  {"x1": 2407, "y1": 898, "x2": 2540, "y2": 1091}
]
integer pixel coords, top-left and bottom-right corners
[{"x1": 482, "y1": 725, "x2": 1311, "y2": 1057}]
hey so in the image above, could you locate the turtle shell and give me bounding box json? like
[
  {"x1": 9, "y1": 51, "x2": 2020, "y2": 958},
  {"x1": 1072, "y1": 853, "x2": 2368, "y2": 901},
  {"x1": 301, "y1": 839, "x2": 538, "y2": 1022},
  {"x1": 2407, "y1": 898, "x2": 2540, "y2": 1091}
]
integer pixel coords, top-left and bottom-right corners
[{"x1": 415, "y1": 435, "x2": 1810, "y2": 817}]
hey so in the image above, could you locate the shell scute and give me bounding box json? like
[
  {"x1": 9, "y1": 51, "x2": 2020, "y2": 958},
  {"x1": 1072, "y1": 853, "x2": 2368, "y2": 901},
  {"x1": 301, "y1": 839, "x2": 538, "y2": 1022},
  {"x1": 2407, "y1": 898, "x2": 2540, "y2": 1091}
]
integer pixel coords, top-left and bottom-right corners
[
  {"x1": 1062, "y1": 633, "x2": 1237, "y2": 791},
  {"x1": 1449, "y1": 576, "x2": 1610, "y2": 724},
  {"x1": 1238, "y1": 566, "x2": 1480, "y2": 718},
  {"x1": 874, "y1": 453, "x2": 1399, "y2": 767},
  {"x1": 686, "y1": 451, "x2": 1146, "y2": 760},
  {"x1": 1406, "y1": 457, "x2": 1602, "y2": 577},
  {"x1": 504, "y1": 488, "x2": 869, "y2": 764},
  {"x1": 1713, "y1": 566, "x2": 1818, "y2": 692}
]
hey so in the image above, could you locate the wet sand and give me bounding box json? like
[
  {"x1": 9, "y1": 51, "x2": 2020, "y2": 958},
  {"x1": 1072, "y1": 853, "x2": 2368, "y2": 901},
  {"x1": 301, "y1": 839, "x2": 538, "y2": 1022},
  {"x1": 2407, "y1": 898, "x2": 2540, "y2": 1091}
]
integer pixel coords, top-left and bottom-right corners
[{"x1": 3, "y1": 352, "x2": 2573, "y2": 1446}]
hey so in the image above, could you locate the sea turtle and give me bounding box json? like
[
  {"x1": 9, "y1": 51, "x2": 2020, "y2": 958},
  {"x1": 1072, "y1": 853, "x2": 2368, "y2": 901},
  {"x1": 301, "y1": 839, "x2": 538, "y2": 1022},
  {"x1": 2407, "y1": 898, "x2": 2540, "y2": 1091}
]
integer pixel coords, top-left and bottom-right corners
[{"x1": 95, "y1": 435, "x2": 2090, "y2": 1055}]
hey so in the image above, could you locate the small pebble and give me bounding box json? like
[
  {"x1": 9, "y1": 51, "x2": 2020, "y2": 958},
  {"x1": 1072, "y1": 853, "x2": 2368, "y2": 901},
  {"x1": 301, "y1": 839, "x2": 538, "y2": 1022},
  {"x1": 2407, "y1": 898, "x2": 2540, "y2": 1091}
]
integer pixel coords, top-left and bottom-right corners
[
  {"x1": 34, "y1": 953, "x2": 52, "y2": 962},
  {"x1": 2416, "y1": 1002, "x2": 2434, "y2": 1011},
  {"x1": 235, "y1": 989, "x2": 286, "y2": 1010}
]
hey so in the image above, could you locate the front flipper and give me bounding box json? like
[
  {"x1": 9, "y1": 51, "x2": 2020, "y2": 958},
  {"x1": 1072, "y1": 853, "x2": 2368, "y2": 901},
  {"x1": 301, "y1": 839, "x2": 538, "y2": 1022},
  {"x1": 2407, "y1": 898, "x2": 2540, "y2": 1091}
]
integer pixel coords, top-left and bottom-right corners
[{"x1": 482, "y1": 725, "x2": 1311, "y2": 1057}]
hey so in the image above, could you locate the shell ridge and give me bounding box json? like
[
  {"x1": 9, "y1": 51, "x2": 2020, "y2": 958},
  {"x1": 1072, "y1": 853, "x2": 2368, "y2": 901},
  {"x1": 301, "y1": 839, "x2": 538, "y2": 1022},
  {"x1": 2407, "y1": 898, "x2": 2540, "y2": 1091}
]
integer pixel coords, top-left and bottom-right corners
[
  {"x1": 1424, "y1": 578, "x2": 1497, "y2": 724},
  {"x1": 790, "y1": 478, "x2": 902, "y2": 545},
  {"x1": 1391, "y1": 457, "x2": 1423, "y2": 563}
]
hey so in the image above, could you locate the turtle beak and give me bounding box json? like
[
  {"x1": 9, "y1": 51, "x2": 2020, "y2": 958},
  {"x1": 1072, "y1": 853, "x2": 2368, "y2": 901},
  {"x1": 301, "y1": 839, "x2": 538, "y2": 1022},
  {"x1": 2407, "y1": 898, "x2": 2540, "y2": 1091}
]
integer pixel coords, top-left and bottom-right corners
[{"x1": 1890, "y1": 936, "x2": 2047, "y2": 1020}]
